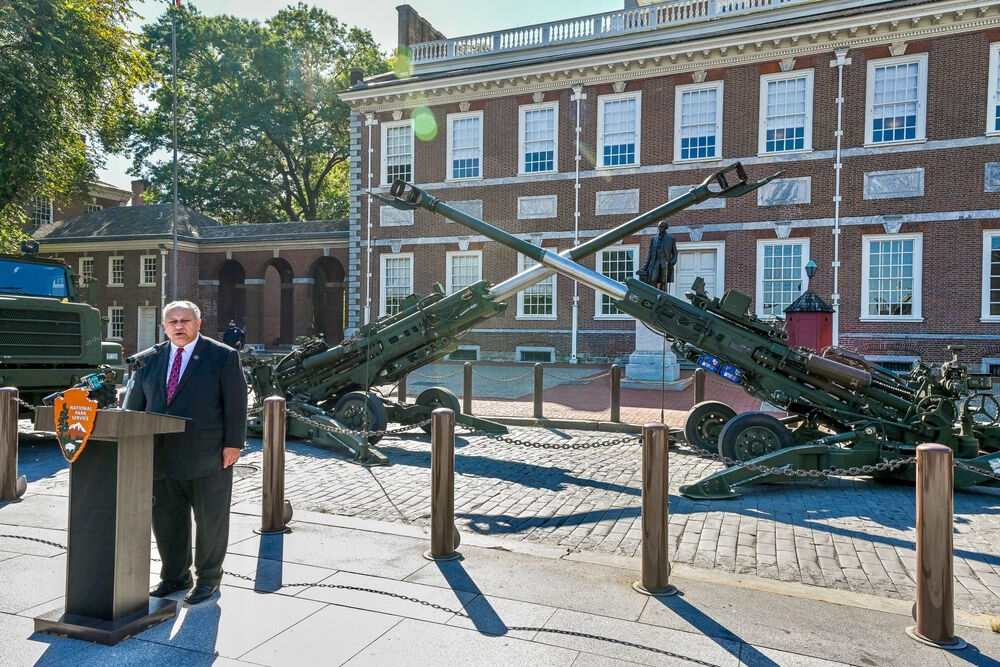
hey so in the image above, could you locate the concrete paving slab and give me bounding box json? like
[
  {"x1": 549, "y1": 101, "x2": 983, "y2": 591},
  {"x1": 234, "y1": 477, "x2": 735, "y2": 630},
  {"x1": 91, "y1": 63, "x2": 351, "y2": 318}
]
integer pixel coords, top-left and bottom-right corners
[
  {"x1": 0, "y1": 525, "x2": 66, "y2": 557},
  {"x1": 569, "y1": 652, "x2": 648, "y2": 666},
  {"x1": 0, "y1": 554, "x2": 66, "y2": 614},
  {"x1": 296, "y1": 571, "x2": 475, "y2": 624},
  {"x1": 45, "y1": 635, "x2": 254, "y2": 666},
  {"x1": 0, "y1": 611, "x2": 88, "y2": 666},
  {"x1": 240, "y1": 604, "x2": 402, "y2": 665},
  {"x1": 403, "y1": 545, "x2": 648, "y2": 621},
  {"x1": 342, "y1": 617, "x2": 579, "y2": 666},
  {"x1": 0, "y1": 494, "x2": 66, "y2": 530},
  {"x1": 221, "y1": 552, "x2": 339, "y2": 596},
  {"x1": 738, "y1": 646, "x2": 852, "y2": 666},
  {"x1": 227, "y1": 522, "x2": 431, "y2": 580},
  {"x1": 445, "y1": 593, "x2": 558, "y2": 640},
  {"x1": 0, "y1": 550, "x2": 18, "y2": 562},
  {"x1": 536, "y1": 607, "x2": 743, "y2": 666},
  {"x1": 134, "y1": 583, "x2": 324, "y2": 659}
]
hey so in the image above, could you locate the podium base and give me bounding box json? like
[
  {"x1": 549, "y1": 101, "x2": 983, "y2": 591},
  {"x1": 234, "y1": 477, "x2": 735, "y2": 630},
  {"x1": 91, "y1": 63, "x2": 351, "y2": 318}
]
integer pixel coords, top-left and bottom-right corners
[{"x1": 34, "y1": 597, "x2": 177, "y2": 645}]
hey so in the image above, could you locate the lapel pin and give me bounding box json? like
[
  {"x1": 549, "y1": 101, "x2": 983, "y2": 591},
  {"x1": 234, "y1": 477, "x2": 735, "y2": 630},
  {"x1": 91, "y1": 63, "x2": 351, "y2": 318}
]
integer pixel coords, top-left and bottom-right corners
[{"x1": 193, "y1": 355, "x2": 200, "y2": 360}]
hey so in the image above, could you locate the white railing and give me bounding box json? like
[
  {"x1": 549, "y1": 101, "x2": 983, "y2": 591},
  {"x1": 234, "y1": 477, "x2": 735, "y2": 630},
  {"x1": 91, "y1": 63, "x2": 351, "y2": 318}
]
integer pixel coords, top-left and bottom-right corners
[{"x1": 409, "y1": 0, "x2": 807, "y2": 65}]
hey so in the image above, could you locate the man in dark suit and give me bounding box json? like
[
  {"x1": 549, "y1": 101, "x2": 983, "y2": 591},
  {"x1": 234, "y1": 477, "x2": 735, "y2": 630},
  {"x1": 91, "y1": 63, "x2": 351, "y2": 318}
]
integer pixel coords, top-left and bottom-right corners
[{"x1": 125, "y1": 300, "x2": 247, "y2": 605}]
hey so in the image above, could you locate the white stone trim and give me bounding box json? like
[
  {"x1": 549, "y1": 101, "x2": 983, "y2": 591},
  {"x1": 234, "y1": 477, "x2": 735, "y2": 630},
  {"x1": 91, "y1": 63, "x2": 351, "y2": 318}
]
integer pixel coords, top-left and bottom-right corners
[
  {"x1": 516, "y1": 345, "x2": 555, "y2": 363},
  {"x1": 755, "y1": 237, "x2": 810, "y2": 319},
  {"x1": 673, "y1": 80, "x2": 723, "y2": 163},
  {"x1": 379, "y1": 251, "x2": 414, "y2": 317},
  {"x1": 596, "y1": 90, "x2": 642, "y2": 170},
  {"x1": 446, "y1": 110, "x2": 484, "y2": 182},
  {"x1": 380, "y1": 206, "x2": 414, "y2": 227},
  {"x1": 517, "y1": 194, "x2": 558, "y2": 219},
  {"x1": 758, "y1": 68, "x2": 814, "y2": 156},
  {"x1": 864, "y1": 52, "x2": 928, "y2": 147},
  {"x1": 595, "y1": 189, "x2": 640, "y2": 215},
  {"x1": 757, "y1": 176, "x2": 811, "y2": 206},
  {"x1": 445, "y1": 250, "x2": 482, "y2": 295},
  {"x1": 988, "y1": 42, "x2": 1000, "y2": 136},
  {"x1": 860, "y1": 232, "x2": 923, "y2": 322},
  {"x1": 863, "y1": 168, "x2": 924, "y2": 200},
  {"x1": 380, "y1": 119, "x2": 414, "y2": 186},
  {"x1": 518, "y1": 101, "x2": 559, "y2": 175}
]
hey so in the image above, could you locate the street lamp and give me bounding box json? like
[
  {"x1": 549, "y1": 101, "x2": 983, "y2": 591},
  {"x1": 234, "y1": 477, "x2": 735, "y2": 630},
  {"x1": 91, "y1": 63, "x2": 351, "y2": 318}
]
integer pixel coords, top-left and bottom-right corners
[{"x1": 805, "y1": 258, "x2": 818, "y2": 289}]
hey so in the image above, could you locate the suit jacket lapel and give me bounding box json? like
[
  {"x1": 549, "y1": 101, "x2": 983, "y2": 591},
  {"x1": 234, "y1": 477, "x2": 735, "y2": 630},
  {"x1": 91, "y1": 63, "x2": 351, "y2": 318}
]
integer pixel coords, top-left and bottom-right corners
[
  {"x1": 171, "y1": 337, "x2": 206, "y2": 399},
  {"x1": 151, "y1": 342, "x2": 171, "y2": 408}
]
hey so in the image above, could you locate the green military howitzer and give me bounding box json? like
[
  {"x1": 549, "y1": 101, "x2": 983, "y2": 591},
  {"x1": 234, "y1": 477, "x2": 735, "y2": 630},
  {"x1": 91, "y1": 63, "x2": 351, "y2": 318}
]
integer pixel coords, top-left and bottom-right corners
[
  {"x1": 246, "y1": 162, "x2": 780, "y2": 465},
  {"x1": 398, "y1": 177, "x2": 1000, "y2": 497}
]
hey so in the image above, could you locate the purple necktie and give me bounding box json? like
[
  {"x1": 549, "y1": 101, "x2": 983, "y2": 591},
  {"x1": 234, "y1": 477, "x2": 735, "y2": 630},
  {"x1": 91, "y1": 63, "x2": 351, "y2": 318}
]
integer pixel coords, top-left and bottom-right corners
[{"x1": 166, "y1": 347, "x2": 184, "y2": 404}]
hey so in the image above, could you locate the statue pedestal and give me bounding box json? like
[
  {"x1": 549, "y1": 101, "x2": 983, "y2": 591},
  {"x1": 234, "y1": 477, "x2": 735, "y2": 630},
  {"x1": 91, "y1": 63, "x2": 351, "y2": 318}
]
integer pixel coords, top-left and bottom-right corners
[{"x1": 623, "y1": 320, "x2": 688, "y2": 390}]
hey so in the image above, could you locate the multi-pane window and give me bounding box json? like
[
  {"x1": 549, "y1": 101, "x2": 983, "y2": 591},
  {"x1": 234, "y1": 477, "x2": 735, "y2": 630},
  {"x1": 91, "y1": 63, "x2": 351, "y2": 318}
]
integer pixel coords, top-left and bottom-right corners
[
  {"x1": 108, "y1": 256, "x2": 125, "y2": 286},
  {"x1": 517, "y1": 255, "x2": 556, "y2": 318},
  {"x1": 866, "y1": 54, "x2": 927, "y2": 145},
  {"x1": 30, "y1": 197, "x2": 52, "y2": 228},
  {"x1": 381, "y1": 120, "x2": 413, "y2": 184},
  {"x1": 108, "y1": 306, "x2": 124, "y2": 340},
  {"x1": 675, "y1": 82, "x2": 722, "y2": 161},
  {"x1": 982, "y1": 232, "x2": 1000, "y2": 319},
  {"x1": 140, "y1": 255, "x2": 157, "y2": 286},
  {"x1": 78, "y1": 257, "x2": 94, "y2": 287},
  {"x1": 380, "y1": 253, "x2": 413, "y2": 316},
  {"x1": 446, "y1": 251, "x2": 481, "y2": 294},
  {"x1": 862, "y1": 234, "x2": 922, "y2": 319},
  {"x1": 598, "y1": 92, "x2": 640, "y2": 168},
  {"x1": 519, "y1": 102, "x2": 558, "y2": 174},
  {"x1": 448, "y1": 112, "x2": 482, "y2": 180},
  {"x1": 759, "y1": 71, "x2": 813, "y2": 154},
  {"x1": 595, "y1": 246, "x2": 637, "y2": 317},
  {"x1": 85, "y1": 203, "x2": 102, "y2": 214},
  {"x1": 756, "y1": 240, "x2": 808, "y2": 318},
  {"x1": 988, "y1": 44, "x2": 1000, "y2": 134}
]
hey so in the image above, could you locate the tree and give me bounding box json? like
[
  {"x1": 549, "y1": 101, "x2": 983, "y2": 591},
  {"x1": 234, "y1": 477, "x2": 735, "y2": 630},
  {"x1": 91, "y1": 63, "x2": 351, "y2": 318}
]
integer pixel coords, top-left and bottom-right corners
[
  {"x1": 0, "y1": 0, "x2": 150, "y2": 249},
  {"x1": 131, "y1": 4, "x2": 389, "y2": 223}
]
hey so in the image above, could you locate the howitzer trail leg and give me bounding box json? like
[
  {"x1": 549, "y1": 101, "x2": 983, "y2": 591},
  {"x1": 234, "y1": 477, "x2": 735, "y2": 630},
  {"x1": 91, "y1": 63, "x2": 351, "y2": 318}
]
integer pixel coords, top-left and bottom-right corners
[
  {"x1": 679, "y1": 444, "x2": 835, "y2": 499},
  {"x1": 287, "y1": 406, "x2": 389, "y2": 466}
]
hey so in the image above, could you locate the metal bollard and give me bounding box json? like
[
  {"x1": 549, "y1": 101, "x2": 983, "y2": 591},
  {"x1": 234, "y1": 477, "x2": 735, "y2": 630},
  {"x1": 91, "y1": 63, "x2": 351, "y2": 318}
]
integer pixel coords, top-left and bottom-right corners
[
  {"x1": 693, "y1": 367, "x2": 705, "y2": 405},
  {"x1": 533, "y1": 363, "x2": 544, "y2": 419},
  {"x1": 633, "y1": 423, "x2": 677, "y2": 596},
  {"x1": 0, "y1": 387, "x2": 26, "y2": 503},
  {"x1": 424, "y1": 408, "x2": 460, "y2": 560},
  {"x1": 610, "y1": 364, "x2": 621, "y2": 423},
  {"x1": 905, "y1": 444, "x2": 965, "y2": 649},
  {"x1": 398, "y1": 374, "x2": 407, "y2": 403},
  {"x1": 463, "y1": 362, "x2": 472, "y2": 415},
  {"x1": 258, "y1": 396, "x2": 292, "y2": 534}
]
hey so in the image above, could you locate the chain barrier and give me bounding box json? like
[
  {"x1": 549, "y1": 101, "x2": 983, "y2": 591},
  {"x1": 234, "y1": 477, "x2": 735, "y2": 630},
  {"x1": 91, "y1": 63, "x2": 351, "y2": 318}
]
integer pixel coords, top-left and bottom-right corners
[
  {"x1": 953, "y1": 457, "x2": 1000, "y2": 482},
  {"x1": 541, "y1": 369, "x2": 604, "y2": 383},
  {"x1": 458, "y1": 424, "x2": 640, "y2": 450},
  {"x1": 621, "y1": 375, "x2": 674, "y2": 386},
  {"x1": 15, "y1": 397, "x2": 35, "y2": 412},
  {"x1": 0, "y1": 534, "x2": 67, "y2": 550},
  {"x1": 286, "y1": 407, "x2": 432, "y2": 438},
  {"x1": 469, "y1": 368, "x2": 534, "y2": 382},
  {"x1": 408, "y1": 368, "x2": 464, "y2": 380}
]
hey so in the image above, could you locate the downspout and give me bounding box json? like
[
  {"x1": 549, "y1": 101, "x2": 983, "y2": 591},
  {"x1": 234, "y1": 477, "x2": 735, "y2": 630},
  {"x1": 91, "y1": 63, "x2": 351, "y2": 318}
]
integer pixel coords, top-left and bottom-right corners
[
  {"x1": 365, "y1": 113, "x2": 377, "y2": 325},
  {"x1": 830, "y1": 49, "x2": 851, "y2": 347},
  {"x1": 570, "y1": 85, "x2": 586, "y2": 363}
]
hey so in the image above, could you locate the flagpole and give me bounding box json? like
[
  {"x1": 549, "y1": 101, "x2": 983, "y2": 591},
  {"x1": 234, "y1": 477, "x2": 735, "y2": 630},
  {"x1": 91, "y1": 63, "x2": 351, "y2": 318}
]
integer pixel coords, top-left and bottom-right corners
[{"x1": 171, "y1": 1, "x2": 179, "y2": 300}]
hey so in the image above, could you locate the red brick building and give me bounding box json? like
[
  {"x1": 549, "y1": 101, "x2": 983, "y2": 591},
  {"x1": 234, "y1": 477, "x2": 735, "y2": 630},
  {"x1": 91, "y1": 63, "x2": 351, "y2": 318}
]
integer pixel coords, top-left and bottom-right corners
[{"x1": 341, "y1": 0, "x2": 1000, "y2": 373}]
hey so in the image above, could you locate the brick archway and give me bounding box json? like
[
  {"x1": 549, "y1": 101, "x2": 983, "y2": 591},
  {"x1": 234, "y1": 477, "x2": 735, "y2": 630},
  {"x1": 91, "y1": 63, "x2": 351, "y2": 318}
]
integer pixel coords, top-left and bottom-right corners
[
  {"x1": 310, "y1": 256, "x2": 346, "y2": 342},
  {"x1": 259, "y1": 258, "x2": 295, "y2": 347}
]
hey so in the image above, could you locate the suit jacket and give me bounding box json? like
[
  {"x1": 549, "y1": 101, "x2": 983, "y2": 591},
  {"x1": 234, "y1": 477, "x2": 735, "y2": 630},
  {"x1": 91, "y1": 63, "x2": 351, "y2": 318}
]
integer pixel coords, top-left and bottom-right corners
[{"x1": 124, "y1": 335, "x2": 247, "y2": 480}]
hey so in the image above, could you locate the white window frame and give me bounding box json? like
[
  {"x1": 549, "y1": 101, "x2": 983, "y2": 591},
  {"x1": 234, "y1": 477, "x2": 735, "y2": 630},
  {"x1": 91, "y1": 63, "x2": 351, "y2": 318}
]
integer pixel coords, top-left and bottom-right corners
[
  {"x1": 380, "y1": 119, "x2": 414, "y2": 185},
  {"x1": 78, "y1": 257, "x2": 94, "y2": 288},
  {"x1": 981, "y1": 230, "x2": 1000, "y2": 320},
  {"x1": 860, "y1": 232, "x2": 923, "y2": 321},
  {"x1": 139, "y1": 254, "x2": 157, "y2": 286},
  {"x1": 597, "y1": 91, "x2": 642, "y2": 169},
  {"x1": 447, "y1": 345, "x2": 481, "y2": 361},
  {"x1": 755, "y1": 238, "x2": 810, "y2": 319},
  {"x1": 516, "y1": 346, "x2": 555, "y2": 363},
  {"x1": 107, "y1": 306, "x2": 124, "y2": 341},
  {"x1": 446, "y1": 111, "x2": 483, "y2": 181},
  {"x1": 84, "y1": 202, "x2": 103, "y2": 214},
  {"x1": 445, "y1": 250, "x2": 482, "y2": 295},
  {"x1": 669, "y1": 241, "x2": 727, "y2": 299},
  {"x1": 518, "y1": 101, "x2": 559, "y2": 175},
  {"x1": 864, "y1": 355, "x2": 919, "y2": 375},
  {"x1": 988, "y1": 43, "x2": 1000, "y2": 136},
  {"x1": 516, "y1": 254, "x2": 557, "y2": 319},
  {"x1": 674, "y1": 81, "x2": 723, "y2": 163},
  {"x1": 594, "y1": 244, "x2": 639, "y2": 319},
  {"x1": 108, "y1": 256, "x2": 125, "y2": 287},
  {"x1": 379, "y1": 252, "x2": 413, "y2": 317},
  {"x1": 758, "y1": 70, "x2": 813, "y2": 155},
  {"x1": 864, "y1": 53, "x2": 928, "y2": 146},
  {"x1": 30, "y1": 196, "x2": 53, "y2": 228}
]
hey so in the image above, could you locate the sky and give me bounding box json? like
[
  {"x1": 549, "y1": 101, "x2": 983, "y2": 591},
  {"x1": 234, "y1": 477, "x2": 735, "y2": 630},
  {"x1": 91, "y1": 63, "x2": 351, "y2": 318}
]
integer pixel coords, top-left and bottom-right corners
[{"x1": 100, "y1": 0, "x2": 624, "y2": 189}]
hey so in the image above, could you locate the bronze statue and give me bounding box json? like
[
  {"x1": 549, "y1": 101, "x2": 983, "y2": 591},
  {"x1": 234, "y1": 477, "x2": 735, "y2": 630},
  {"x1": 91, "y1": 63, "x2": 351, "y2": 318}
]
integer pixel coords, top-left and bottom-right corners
[{"x1": 637, "y1": 220, "x2": 678, "y2": 290}]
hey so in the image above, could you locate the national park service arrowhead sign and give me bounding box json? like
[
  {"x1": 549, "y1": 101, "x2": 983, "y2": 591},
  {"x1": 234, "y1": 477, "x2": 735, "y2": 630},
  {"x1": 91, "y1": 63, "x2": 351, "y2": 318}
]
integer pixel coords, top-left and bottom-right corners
[{"x1": 53, "y1": 387, "x2": 98, "y2": 463}]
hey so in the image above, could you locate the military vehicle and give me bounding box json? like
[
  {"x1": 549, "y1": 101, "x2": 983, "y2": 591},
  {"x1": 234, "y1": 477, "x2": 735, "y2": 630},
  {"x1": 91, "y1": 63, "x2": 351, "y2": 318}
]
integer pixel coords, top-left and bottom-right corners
[
  {"x1": 385, "y1": 178, "x2": 1000, "y2": 497},
  {"x1": 0, "y1": 242, "x2": 124, "y2": 412},
  {"x1": 246, "y1": 163, "x2": 781, "y2": 464}
]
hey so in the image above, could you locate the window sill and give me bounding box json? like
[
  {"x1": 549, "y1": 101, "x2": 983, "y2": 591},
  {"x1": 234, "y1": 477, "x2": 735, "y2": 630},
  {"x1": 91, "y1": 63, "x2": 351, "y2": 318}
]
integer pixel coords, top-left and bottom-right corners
[
  {"x1": 138, "y1": 283, "x2": 156, "y2": 287},
  {"x1": 107, "y1": 284, "x2": 123, "y2": 288},
  {"x1": 517, "y1": 170, "x2": 559, "y2": 177},
  {"x1": 593, "y1": 315, "x2": 631, "y2": 321},
  {"x1": 980, "y1": 317, "x2": 1000, "y2": 323},
  {"x1": 595, "y1": 163, "x2": 641, "y2": 172},
  {"x1": 857, "y1": 316, "x2": 924, "y2": 322},
  {"x1": 862, "y1": 138, "x2": 926, "y2": 149},
  {"x1": 756, "y1": 149, "x2": 813, "y2": 159},
  {"x1": 516, "y1": 315, "x2": 558, "y2": 321},
  {"x1": 445, "y1": 176, "x2": 484, "y2": 183},
  {"x1": 673, "y1": 156, "x2": 723, "y2": 165}
]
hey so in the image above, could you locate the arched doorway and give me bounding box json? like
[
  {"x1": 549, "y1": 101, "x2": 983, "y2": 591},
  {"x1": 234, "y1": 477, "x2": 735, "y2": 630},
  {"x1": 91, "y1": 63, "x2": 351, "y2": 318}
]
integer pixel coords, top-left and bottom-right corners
[
  {"x1": 217, "y1": 260, "x2": 246, "y2": 328},
  {"x1": 261, "y1": 258, "x2": 294, "y2": 346},
  {"x1": 310, "y1": 256, "x2": 346, "y2": 342}
]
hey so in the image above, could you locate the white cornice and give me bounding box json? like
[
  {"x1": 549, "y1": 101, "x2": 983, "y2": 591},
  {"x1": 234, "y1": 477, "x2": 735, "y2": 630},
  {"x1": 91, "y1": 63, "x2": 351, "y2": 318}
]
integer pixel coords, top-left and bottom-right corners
[
  {"x1": 342, "y1": 0, "x2": 1000, "y2": 112},
  {"x1": 37, "y1": 238, "x2": 348, "y2": 254}
]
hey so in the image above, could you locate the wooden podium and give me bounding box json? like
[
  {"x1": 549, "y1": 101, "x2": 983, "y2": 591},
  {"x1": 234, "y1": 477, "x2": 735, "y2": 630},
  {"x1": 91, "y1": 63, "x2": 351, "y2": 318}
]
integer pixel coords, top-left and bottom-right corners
[{"x1": 32, "y1": 408, "x2": 188, "y2": 645}]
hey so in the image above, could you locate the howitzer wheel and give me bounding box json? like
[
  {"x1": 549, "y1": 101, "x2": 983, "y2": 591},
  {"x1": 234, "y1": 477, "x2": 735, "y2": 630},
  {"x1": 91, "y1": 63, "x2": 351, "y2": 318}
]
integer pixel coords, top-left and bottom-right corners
[
  {"x1": 416, "y1": 387, "x2": 461, "y2": 434},
  {"x1": 334, "y1": 391, "x2": 388, "y2": 445},
  {"x1": 965, "y1": 393, "x2": 1000, "y2": 426},
  {"x1": 718, "y1": 412, "x2": 793, "y2": 462},
  {"x1": 684, "y1": 401, "x2": 737, "y2": 453}
]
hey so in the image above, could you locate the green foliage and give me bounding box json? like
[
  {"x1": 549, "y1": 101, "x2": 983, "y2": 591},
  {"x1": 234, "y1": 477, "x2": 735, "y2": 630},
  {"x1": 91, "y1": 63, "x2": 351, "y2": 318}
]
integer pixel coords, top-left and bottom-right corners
[
  {"x1": 0, "y1": 0, "x2": 151, "y2": 249},
  {"x1": 131, "y1": 3, "x2": 389, "y2": 223}
]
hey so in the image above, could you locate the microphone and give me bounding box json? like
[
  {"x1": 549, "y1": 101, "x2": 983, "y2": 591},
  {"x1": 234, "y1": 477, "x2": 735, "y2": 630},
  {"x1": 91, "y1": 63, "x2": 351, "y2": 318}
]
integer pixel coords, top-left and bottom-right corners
[
  {"x1": 126, "y1": 345, "x2": 160, "y2": 365},
  {"x1": 42, "y1": 367, "x2": 116, "y2": 406}
]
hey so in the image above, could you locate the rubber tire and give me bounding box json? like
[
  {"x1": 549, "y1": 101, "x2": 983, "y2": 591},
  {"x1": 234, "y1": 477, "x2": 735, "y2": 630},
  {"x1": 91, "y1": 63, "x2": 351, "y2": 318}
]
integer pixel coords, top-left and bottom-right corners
[
  {"x1": 415, "y1": 387, "x2": 461, "y2": 434},
  {"x1": 334, "y1": 391, "x2": 388, "y2": 445},
  {"x1": 718, "y1": 412, "x2": 793, "y2": 462},
  {"x1": 683, "y1": 401, "x2": 737, "y2": 453}
]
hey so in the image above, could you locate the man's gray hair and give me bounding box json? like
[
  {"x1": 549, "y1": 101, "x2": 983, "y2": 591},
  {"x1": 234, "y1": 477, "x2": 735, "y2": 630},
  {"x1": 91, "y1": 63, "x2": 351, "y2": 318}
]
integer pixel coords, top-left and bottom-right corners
[{"x1": 163, "y1": 300, "x2": 202, "y2": 321}]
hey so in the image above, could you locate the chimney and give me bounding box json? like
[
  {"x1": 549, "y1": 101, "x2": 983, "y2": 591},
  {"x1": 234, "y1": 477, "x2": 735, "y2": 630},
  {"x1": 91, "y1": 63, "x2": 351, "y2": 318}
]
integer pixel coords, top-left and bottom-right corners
[
  {"x1": 131, "y1": 179, "x2": 148, "y2": 206},
  {"x1": 350, "y1": 67, "x2": 365, "y2": 87}
]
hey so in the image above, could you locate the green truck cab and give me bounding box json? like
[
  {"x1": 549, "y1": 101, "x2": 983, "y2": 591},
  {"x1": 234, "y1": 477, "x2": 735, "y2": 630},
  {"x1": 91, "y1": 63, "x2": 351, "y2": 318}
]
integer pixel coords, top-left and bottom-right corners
[{"x1": 0, "y1": 244, "x2": 124, "y2": 411}]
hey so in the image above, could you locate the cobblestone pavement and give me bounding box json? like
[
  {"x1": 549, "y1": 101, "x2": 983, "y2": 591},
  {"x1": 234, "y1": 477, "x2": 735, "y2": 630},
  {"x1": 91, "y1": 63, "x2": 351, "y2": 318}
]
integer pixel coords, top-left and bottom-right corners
[{"x1": 17, "y1": 414, "x2": 1000, "y2": 619}]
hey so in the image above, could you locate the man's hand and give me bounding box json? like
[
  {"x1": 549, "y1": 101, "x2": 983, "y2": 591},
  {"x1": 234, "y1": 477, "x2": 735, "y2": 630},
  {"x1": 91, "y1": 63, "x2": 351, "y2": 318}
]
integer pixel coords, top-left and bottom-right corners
[{"x1": 222, "y1": 447, "x2": 241, "y2": 468}]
